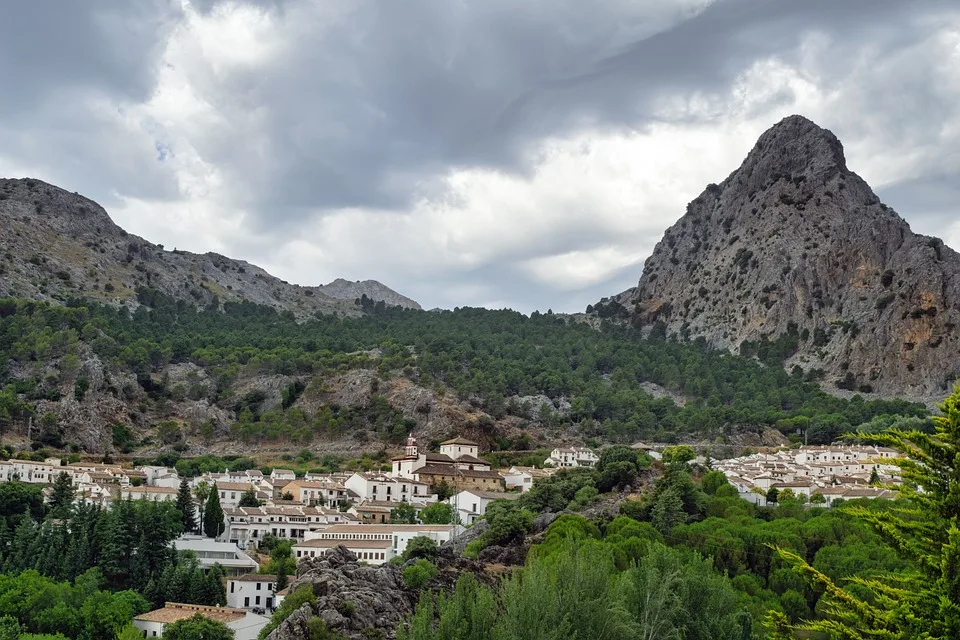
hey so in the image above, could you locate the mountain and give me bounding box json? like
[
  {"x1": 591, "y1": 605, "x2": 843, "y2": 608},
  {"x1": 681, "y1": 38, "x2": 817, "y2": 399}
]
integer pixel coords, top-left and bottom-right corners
[
  {"x1": 608, "y1": 115, "x2": 960, "y2": 398},
  {"x1": 0, "y1": 178, "x2": 419, "y2": 316}
]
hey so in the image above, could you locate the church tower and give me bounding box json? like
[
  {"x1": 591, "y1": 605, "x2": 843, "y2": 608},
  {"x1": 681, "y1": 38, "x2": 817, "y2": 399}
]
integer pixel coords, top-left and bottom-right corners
[{"x1": 405, "y1": 433, "x2": 418, "y2": 458}]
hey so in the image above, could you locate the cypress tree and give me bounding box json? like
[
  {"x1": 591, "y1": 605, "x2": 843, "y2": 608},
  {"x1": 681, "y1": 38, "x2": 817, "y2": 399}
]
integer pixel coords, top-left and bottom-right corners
[
  {"x1": 203, "y1": 483, "x2": 224, "y2": 539},
  {"x1": 176, "y1": 477, "x2": 197, "y2": 533},
  {"x1": 49, "y1": 472, "x2": 74, "y2": 516}
]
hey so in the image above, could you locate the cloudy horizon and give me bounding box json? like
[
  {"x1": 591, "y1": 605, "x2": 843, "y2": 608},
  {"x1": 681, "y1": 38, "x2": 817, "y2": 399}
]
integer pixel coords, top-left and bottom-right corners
[{"x1": 1, "y1": 0, "x2": 958, "y2": 313}]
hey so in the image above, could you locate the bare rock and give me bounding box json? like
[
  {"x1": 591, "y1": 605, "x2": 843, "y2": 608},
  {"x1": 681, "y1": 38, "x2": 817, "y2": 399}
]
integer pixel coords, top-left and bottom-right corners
[{"x1": 612, "y1": 115, "x2": 960, "y2": 399}]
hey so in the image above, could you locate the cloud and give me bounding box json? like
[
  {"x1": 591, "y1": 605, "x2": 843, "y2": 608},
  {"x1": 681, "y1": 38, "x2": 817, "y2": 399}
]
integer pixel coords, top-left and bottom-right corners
[{"x1": 0, "y1": 0, "x2": 958, "y2": 313}]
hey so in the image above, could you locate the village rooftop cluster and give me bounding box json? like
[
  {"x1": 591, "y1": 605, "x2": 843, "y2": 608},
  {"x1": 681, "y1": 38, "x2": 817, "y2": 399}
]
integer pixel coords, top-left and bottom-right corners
[{"x1": 4, "y1": 438, "x2": 905, "y2": 637}]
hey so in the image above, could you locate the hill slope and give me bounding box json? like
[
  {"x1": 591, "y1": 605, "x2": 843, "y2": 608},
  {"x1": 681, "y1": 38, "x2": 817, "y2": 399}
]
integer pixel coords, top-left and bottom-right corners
[
  {"x1": 0, "y1": 178, "x2": 419, "y2": 317},
  {"x1": 610, "y1": 115, "x2": 960, "y2": 398}
]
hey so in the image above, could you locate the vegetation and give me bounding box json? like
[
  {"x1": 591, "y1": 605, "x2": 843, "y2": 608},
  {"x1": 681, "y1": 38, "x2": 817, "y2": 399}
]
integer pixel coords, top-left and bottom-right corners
[
  {"x1": 771, "y1": 385, "x2": 960, "y2": 638},
  {"x1": 0, "y1": 295, "x2": 927, "y2": 452},
  {"x1": 162, "y1": 614, "x2": 234, "y2": 640}
]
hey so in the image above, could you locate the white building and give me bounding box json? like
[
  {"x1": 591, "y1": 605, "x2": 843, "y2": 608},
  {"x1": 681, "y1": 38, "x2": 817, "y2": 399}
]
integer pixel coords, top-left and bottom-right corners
[
  {"x1": 133, "y1": 602, "x2": 269, "y2": 640},
  {"x1": 226, "y1": 574, "x2": 278, "y2": 611},
  {"x1": 294, "y1": 524, "x2": 461, "y2": 564},
  {"x1": 172, "y1": 535, "x2": 259, "y2": 576},
  {"x1": 120, "y1": 486, "x2": 178, "y2": 502},
  {"x1": 280, "y1": 480, "x2": 349, "y2": 507},
  {"x1": 222, "y1": 505, "x2": 353, "y2": 548},
  {"x1": 500, "y1": 466, "x2": 555, "y2": 492},
  {"x1": 270, "y1": 469, "x2": 296, "y2": 483},
  {"x1": 9, "y1": 459, "x2": 60, "y2": 483},
  {"x1": 390, "y1": 435, "x2": 492, "y2": 478},
  {"x1": 213, "y1": 482, "x2": 267, "y2": 509},
  {"x1": 344, "y1": 472, "x2": 432, "y2": 505},
  {"x1": 544, "y1": 446, "x2": 598, "y2": 468},
  {"x1": 447, "y1": 490, "x2": 520, "y2": 524}
]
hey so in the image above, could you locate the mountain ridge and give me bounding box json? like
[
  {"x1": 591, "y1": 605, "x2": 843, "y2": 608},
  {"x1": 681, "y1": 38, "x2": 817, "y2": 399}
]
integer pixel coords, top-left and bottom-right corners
[
  {"x1": 0, "y1": 177, "x2": 420, "y2": 316},
  {"x1": 608, "y1": 115, "x2": 960, "y2": 398}
]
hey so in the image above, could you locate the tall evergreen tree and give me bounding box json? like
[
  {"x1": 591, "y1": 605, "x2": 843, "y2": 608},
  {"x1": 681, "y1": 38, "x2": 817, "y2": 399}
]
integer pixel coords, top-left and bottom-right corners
[
  {"x1": 176, "y1": 476, "x2": 197, "y2": 533},
  {"x1": 49, "y1": 471, "x2": 74, "y2": 515},
  {"x1": 776, "y1": 385, "x2": 960, "y2": 638},
  {"x1": 203, "y1": 483, "x2": 224, "y2": 539}
]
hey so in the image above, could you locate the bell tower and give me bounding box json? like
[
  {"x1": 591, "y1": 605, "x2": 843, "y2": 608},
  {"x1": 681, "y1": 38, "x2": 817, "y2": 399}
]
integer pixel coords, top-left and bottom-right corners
[{"x1": 405, "y1": 433, "x2": 418, "y2": 458}]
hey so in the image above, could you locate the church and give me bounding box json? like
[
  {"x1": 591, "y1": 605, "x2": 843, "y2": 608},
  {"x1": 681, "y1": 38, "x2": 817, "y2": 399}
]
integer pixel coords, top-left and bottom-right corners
[{"x1": 390, "y1": 435, "x2": 504, "y2": 492}]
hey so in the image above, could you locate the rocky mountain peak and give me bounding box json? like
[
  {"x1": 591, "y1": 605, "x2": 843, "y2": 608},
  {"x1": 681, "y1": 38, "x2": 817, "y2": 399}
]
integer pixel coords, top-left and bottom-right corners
[
  {"x1": 0, "y1": 177, "x2": 419, "y2": 316},
  {"x1": 608, "y1": 116, "x2": 960, "y2": 399},
  {"x1": 724, "y1": 115, "x2": 848, "y2": 203}
]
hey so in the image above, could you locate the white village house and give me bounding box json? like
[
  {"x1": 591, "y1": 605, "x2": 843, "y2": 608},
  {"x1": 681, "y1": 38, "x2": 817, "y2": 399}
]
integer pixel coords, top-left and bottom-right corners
[
  {"x1": 544, "y1": 446, "x2": 598, "y2": 468},
  {"x1": 226, "y1": 574, "x2": 278, "y2": 611},
  {"x1": 447, "y1": 489, "x2": 520, "y2": 524}
]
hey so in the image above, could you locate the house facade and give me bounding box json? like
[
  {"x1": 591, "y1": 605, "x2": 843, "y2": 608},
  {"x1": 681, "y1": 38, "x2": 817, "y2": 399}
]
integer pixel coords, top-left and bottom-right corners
[{"x1": 227, "y1": 574, "x2": 277, "y2": 611}]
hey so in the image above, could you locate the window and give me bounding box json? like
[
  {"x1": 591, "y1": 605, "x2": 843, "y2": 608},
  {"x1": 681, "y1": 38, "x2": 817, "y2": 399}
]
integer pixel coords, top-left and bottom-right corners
[
  {"x1": 230, "y1": 582, "x2": 235, "y2": 593},
  {"x1": 256, "y1": 596, "x2": 261, "y2": 605},
  {"x1": 244, "y1": 597, "x2": 250, "y2": 607},
  {"x1": 256, "y1": 583, "x2": 261, "y2": 590}
]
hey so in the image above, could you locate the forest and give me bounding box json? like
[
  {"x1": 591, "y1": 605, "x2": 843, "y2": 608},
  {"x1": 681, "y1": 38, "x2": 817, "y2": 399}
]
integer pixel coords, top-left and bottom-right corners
[{"x1": 0, "y1": 291, "x2": 928, "y2": 452}]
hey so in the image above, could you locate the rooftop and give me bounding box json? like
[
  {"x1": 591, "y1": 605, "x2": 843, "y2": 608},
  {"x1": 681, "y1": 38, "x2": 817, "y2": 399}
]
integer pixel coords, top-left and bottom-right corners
[
  {"x1": 135, "y1": 602, "x2": 247, "y2": 625},
  {"x1": 441, "y1": 437, "x2": 479, "y2": 446}
]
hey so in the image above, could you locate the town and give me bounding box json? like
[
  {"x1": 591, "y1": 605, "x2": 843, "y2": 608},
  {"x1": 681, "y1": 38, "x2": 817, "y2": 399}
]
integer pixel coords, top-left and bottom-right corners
[{"x1": 0, "y1": 436, "x2": 903, "y2": 638}]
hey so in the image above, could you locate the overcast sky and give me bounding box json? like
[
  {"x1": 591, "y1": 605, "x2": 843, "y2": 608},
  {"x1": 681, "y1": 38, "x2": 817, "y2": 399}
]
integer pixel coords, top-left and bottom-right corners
[{"x1": 1, "y1": 0, "x2": 958, "y2": 313}]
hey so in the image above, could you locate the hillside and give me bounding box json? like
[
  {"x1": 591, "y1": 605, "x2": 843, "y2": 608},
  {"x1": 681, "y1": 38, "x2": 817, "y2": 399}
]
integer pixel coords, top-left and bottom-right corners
[
  {"x1": 607, "y1": 115, "x2": 960, "y2": 399},
  {"x1": 0, "y1": 178, "x2": 419, "y2": 318}
]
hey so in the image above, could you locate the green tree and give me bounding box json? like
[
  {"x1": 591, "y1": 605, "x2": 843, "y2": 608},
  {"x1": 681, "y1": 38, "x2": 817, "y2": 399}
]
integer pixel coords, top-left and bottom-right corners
[
  {"x1": 238, "y1": 488, "x2": 261, "y2": 508},
  {"x1": 661, "y1": 445, "x2": 696, "y2": 465},
  {"x1": 651, "y1": 486, "x2": 685, "y2": 536},
  {"x1": 203, "y1": 484, "x2": 224, "y2": 539},
  {"x1": 776, "y1": 385, "x2": 960, "y2": 638},
  {"x1": 700, "y1": 470, "x2": 729, "y2": 495},
  {"x1": 176, "y1": 477, "x2": 197, "y2": 533},
  {"x1": 162, "y1": 614, "x2": 234, "y2": 640},
  {"x1": 403, "y1": 559, "x2": 438, "y2": 589},
  {"x1": 390, "y1": 502, "x2": 417, "y2": 524},
  {"x1": 401, "y1": 536, "x2": 439, "y2": 562},
  {"x1": 49, "y1": 472, "x2": 74, "y2": 516},
  {"x1": 868, "y1": 467, "x2": 881, "y2": 486},
  {"x1": 419, "y1": 502, "x2": 454, "y2": 525},
  {"x1": 275, "y1": 560, "x2": 288, "y2": 593}
]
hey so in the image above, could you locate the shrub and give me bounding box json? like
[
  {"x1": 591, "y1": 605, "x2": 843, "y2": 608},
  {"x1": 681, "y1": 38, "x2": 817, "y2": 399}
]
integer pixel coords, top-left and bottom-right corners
[{"x1": 403, "y1": 560, "x2": 438, "y2": 589}]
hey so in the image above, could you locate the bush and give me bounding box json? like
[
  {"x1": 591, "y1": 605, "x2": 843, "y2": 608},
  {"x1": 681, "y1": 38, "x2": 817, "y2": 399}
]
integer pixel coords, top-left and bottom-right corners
[{"x1": 403, "y1": 559, "x2": 438, "y2": 589}]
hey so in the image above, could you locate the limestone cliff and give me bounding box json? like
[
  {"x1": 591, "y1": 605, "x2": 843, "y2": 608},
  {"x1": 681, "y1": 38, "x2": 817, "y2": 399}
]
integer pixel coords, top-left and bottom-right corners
[{"x1": 612, "y1": 115, "x2": 960, "y2": 398}]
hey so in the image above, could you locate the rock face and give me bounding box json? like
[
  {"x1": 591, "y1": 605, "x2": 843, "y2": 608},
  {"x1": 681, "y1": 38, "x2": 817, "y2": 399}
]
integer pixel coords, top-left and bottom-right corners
[
  {"x1": 613, "y1": 115, "x2": 960, "y2": 398},
  {"x1": 267, "y1": 547, "x2": 416, "y2": 640},
  {"x1": 0, "y1": 178, "x2": 419, "y2": 317},
  {"x1": 266, "y1": 546, "x2": 495, "y2": 640}
]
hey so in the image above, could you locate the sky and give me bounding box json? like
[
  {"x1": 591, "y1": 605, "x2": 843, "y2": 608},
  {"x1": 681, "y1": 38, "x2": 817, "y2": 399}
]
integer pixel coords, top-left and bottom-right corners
[{"x1": 1, "y1": 0, "x2": 958, "y2": 313}]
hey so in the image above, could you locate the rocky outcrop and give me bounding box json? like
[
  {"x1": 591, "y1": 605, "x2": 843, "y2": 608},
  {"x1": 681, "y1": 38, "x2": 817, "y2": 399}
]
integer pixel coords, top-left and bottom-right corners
[
  {"x1": 0, "y1": 178, "x2": 418, "y2": 318},
  {"x1": 266, "y1": 546, "x2": 497, "y2": 640},
  {"x1": 611, "y1": 115, "x2": 960, "y2": 398},
  {"x1": 317, "y1": 278, "x2": 421, "y2": 310},
  {"x1": 266, "y1": 547, "x2": 416, "y2": 640}
]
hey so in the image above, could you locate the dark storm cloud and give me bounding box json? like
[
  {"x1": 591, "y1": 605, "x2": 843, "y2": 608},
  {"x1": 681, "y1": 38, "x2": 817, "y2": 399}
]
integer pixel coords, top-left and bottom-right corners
[
  {"x1": 0, "y1": 0, "x2": 958, "y2": 312},
  {"x1": 157, "y1": 0, "x2": 958, "y2": 226},
  {"x1": 0, "y1": 1, "x2": 180, "y2": 116}
]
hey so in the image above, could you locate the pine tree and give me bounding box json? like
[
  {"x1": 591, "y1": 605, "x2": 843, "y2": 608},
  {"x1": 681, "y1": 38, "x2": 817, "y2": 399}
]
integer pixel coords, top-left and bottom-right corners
[
  {"x1": 176, "y1": 476, "x2": 197, "y2": 533},
  {"x1": 238, "y1": 488, "x2": 260, "y2": 508},
  {"x1": 49, "y1": 471, "x2": 74, "y2": 515},
  {"x1": 203, "y1": 483, "x2": 224, "y2": 539},
  {"x1": 776, "y1": 384, "x2": 960, "y2": 638}
]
